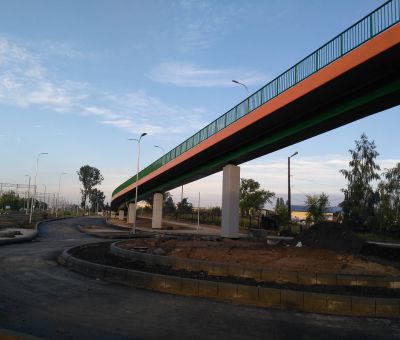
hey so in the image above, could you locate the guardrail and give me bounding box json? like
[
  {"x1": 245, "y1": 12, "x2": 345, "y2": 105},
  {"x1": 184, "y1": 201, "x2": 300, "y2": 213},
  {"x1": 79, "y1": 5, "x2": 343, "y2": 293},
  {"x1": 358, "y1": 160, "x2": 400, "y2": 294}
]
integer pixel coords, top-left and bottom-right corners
[{"x1": 113, "y1": 0, "x2": 400, "y2": 198}]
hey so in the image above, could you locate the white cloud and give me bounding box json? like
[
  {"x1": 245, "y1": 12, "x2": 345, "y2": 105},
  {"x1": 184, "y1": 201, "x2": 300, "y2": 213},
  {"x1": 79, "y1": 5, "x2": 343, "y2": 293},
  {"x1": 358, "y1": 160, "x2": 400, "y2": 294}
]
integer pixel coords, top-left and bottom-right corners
[
  {"x1": 149, "y1": 62, "x2": 267, "y2": 87},
  {"x1": 172, "y1": 0, "x2": 228, "y2": 52},
  {"x1": 100, "y1": 119, "x2": 165, "y2": 135},
  {"x1": 104, "y1": 90, "x2": 207, "y2": 135},
  {"x1": 0, "y1": 37, "x2": 90, "y2": 112},
  {"x1": 0, "y1": 36, "x2": 207, "y2": 138},
  {"x1": 239, "y1": 154, "x2": 400, "y2": 206}
]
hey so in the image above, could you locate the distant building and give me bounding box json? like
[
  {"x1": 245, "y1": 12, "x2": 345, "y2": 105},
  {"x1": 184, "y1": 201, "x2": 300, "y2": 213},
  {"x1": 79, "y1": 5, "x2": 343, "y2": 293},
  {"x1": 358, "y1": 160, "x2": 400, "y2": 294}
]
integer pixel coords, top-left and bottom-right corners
[{"x1": 290, "y1": 205, "x2": 342, "y2": 222}]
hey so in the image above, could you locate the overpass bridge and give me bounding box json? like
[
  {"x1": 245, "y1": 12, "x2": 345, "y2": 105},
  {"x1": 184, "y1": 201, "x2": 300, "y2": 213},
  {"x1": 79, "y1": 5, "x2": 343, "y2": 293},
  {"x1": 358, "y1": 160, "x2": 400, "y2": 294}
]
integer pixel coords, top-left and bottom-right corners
[{"x1": 112, "y1": 0, "x2": 400, "y2": 237}]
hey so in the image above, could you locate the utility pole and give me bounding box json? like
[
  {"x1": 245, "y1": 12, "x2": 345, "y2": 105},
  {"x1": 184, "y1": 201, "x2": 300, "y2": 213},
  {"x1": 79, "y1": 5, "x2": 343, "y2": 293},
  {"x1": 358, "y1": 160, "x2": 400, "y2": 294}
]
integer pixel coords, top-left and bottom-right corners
[{"x1": 288, "y1": 151, "x2": 298, "y2": 232}]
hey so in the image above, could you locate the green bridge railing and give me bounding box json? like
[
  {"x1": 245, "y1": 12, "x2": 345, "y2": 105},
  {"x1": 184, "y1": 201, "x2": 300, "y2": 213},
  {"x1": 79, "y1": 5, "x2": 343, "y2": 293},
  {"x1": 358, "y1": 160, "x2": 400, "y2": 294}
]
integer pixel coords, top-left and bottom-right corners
[{"x1": 113, "y1": 0, "x2": 400, "y2": 198}]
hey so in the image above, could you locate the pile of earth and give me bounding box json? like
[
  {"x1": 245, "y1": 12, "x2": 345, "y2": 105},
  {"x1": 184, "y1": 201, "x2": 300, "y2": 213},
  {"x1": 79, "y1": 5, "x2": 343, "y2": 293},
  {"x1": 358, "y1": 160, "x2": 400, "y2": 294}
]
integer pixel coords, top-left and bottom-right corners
[{"x1": 293, "y1": 221, "x2": 365, "y2": 253}]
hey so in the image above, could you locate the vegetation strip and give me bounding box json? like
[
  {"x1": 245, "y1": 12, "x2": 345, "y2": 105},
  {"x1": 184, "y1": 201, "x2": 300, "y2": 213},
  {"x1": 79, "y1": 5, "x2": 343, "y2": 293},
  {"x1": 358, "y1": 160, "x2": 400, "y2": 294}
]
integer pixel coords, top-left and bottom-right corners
[{"x1": 59, "y1": 242, "x2": 400, "y2": 318}]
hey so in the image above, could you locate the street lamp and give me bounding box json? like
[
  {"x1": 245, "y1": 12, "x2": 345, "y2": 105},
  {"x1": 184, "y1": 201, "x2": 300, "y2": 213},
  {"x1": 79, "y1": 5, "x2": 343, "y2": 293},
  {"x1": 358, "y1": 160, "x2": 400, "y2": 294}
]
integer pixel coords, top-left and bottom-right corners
[
  {"x1": 128, "y1": 132, "x2": 147, "y2": 235},
  {"x1": 56, "y1": 172, "x2": 67, "y2": 218},
  {"x1": 154, "y1": 145, "x2": 165, "y2": 154},
  {"x1": 29, "y1": 152, "x2": 48, "y2": 224},
  {"x1": 232, "y1": 79, "x2": 248, "y2": 92},
  {"x1": 25, "y1": 174, "x2": 31, "y2": 215},
  {"x1": 288, "y1": 151, "x2": 298, "y2": 230}
]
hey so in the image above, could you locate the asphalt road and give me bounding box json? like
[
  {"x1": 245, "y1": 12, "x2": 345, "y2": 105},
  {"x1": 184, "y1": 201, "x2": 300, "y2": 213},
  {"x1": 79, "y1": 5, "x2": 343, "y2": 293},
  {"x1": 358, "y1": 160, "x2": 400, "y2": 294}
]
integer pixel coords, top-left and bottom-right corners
[{"x1": 0, "y1": 217, "x2": 399, "y2": 340}]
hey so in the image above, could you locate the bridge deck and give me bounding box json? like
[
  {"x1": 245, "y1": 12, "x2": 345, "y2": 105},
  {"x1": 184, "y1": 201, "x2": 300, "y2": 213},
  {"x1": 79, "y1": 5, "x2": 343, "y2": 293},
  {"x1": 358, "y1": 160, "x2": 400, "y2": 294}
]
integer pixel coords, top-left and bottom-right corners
[{"x1": 112, "y1": 0, "x2": 400, "y2": 209}]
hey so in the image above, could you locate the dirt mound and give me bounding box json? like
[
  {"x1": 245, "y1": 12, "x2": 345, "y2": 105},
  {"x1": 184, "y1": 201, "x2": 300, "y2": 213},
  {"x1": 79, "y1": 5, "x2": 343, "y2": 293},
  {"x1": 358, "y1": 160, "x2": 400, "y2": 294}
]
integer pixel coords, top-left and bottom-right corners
[{"x1": 294, "y1": 221, "x2": 365, "y2": 253}]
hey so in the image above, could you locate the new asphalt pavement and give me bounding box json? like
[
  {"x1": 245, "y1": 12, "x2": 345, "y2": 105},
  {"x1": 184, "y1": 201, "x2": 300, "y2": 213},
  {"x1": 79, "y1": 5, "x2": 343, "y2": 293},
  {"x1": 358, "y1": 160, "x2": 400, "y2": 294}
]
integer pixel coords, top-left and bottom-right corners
[{"x1": 0, "y1": 217, "x2": 399, "y2": 339}]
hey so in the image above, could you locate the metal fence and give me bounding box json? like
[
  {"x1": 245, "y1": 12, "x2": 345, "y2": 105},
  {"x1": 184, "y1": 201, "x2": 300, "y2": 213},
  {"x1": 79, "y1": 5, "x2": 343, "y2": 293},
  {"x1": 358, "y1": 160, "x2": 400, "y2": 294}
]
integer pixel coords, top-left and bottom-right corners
[{"x1": 113, "y1": 0, "x2": 400, "y2": 197}]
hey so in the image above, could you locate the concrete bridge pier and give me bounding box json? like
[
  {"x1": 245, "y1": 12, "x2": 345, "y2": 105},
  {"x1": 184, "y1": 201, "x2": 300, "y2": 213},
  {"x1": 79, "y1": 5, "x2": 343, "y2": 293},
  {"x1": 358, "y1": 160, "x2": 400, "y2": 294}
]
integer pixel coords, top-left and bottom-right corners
[
  {"x1": 127, "y1": 203, "x2": 136, "y2": 223},
  {"x1": 118, "y1": 209, "x2": 125, "y2": 221},
  {"x1": 221, "y1": 164, "x2": 240, "y2": 238},
  {"x1": 152, "y1": 192, "x2": 163, "y2": 229}
]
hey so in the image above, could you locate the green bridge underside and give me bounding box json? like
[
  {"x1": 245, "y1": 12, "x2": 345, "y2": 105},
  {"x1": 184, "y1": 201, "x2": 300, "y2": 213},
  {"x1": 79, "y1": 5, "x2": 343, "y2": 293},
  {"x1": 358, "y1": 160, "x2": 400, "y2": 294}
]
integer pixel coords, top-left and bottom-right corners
[{"x1": 112, "y1": 0, "x2": 400, "y2": 209}]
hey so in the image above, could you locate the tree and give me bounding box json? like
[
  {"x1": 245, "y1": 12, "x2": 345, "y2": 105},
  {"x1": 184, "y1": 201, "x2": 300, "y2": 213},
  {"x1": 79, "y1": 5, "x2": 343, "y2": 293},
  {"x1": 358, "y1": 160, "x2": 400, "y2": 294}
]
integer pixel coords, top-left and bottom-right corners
[
  {"x1": 304, "y1": 193, "x2": 330, "y2": 224},
  {"x1": 163, "y1": 194, "x2": 176, "y2": 214},
  {"x1": 377, "y1": 163, "x2": 400, "y2": 233},
  {"x1": 77, "y1": 165, "x2": 104, "y2": 210},
  {"x1": 89, "y1": 188, "x2": 106, "y2": 212},
  {"x1": 240, "y1": 178, "x2": 275, "y2": 216},
  {"x1": 0, "y1": 191, "x2": 24, "y2": 211},
  {"x1": 340, "y1": 133, "x2": 380, "y2": 230},
  {"x1": 176, "y1": 197, "x2": 193, "y2": 213},
  {"x1": 274, "y1": 197, "x2": 288, "y2": 226}
]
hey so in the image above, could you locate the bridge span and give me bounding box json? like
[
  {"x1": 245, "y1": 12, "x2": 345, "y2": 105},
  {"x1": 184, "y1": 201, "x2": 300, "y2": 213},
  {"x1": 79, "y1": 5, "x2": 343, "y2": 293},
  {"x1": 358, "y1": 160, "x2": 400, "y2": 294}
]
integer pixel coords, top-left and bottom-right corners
[{"x1": 112, "y1": 0, "x2": 400, "y2": 237}]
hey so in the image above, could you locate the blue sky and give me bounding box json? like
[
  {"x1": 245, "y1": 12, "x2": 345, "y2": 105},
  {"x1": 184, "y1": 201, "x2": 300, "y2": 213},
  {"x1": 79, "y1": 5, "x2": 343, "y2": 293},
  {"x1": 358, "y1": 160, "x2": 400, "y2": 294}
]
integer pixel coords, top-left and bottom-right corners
[{"x1": 0, "y1": 0, "x2": 398, "y2": 208}]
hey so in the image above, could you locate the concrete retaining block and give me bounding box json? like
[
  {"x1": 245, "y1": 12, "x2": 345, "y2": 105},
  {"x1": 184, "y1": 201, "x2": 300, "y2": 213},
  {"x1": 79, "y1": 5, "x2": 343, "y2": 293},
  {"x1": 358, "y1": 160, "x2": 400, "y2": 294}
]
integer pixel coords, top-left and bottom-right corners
[
  {"x1": 351, "y1": 297, "x2": 376, "y2": 316},
  {"x1": 174, "y1": 257, "x2": 199, "y2": 272},
  {"x1": 391, "y1": 281, "x2": 400, "y2": 289},
  {"x1": 0, "y1": 217, "x2": 72, "y2": 246},
  {"x1": 303, "y1": 292, "x2": 327, "y2": 313},
  {"x1": 261, "y1": 269, "x2": 279, "y2": 283},
  {"x1": 148, "y1": 275, "x2": 167, "y2": 292},
  {"x1": 243, "y1": 267, "x2": 262, "y2": 281},
  {"x1": 110, "y1": 241, "x2": 400, "y2": 290},
  {"x1": 375, "y1": 298, "x2": 400, "y2": 318},
  {"x1": 316, "y1": 273, "x2": 337, "y2": 286},
  {"x1": 281, "y1": 290, "x2": 304, "y2": 310},
  {"x1": 154, "y1": 254, "x2": 173, "y2": 267},
  {"x1": 105, "y1": 266, "x2": 127, "y2": 282},
  {"x1": 298, "y1": 272, "x2": 316, "y2": 285},
  {"x1": 326, "y1": 295, "x2": 351, "y2": 315},
  {"x1": 279, "y1": 270, "x2": 299, "y2": 284},
  {"x1": 59, "y1": 243, "x2": 400, "y2": 319},
  {"x1": 125, "y1": 270, "x2": 153, "y2": 288},
  {"x1": 198, "y1": 280, "x2": 218, "y2": 298},
  {"x1": 258, "y1": 287, "x2": 281, "y2": 308},
  {"x1": 228, "y1": 264, "x2": 244, "y2": 277},
  {"x1": 164, "y1": 276, "x2": 182, "y2": 293},
  {"x1": 236, "y1": 285, "x2": 259, "y2": 303},
  {"x1": 337, "y1": 275, "x2": 358, "y2": 287},
  {"x1": 218, "y1": 282, "x2": 237, "y2": 300},
  {"x1": 180, "y1": 278, "x2": 199, "y2": 296}
]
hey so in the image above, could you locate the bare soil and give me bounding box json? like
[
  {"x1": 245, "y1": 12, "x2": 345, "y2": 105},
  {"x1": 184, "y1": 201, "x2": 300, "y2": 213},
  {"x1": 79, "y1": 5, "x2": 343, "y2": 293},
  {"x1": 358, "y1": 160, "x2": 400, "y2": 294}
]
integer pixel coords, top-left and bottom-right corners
[
  {"x1": 73, "y1": 242, "x2": 400, "y2": 298},
  {"x1": 0, "y1": 213, "x2": 43, "y2": 229},
  {"x1": 118, "y1": 236, "x2": 400, "y2": 276}
]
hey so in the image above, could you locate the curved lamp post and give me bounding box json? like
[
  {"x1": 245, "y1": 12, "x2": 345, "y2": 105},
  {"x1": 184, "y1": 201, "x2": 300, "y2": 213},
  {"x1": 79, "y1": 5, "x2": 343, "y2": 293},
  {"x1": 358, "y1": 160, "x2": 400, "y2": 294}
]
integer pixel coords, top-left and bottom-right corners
[
  {"x1": 128, "y1": 132, "x2": 147, "y2": 235},
  {"x1": 29, "y1": 152, "x2": 48, "y2": 223},
  {"x1": 232, "y1": 79, "x2": 248, "y2": 92},
  {"x1": 154, "y1": 145, "x2": 165, "y2": 154}
]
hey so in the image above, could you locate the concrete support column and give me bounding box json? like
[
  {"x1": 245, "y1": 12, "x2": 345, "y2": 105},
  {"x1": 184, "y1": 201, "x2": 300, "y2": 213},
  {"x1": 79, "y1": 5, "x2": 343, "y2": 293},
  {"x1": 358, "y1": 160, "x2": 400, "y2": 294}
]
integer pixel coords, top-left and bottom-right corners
[
  {"x1": 127, "y1": 203, "x2": 136, "y2": 223},
  {"x1": 118, "y1": 209, "x2": 125, "y2": 221},
  {"x1": 152, "y1": 193, "x2": 163, "y2": 229},
  {"x1": 221, "y1": 164, "x2": 240, "y2": 238}
]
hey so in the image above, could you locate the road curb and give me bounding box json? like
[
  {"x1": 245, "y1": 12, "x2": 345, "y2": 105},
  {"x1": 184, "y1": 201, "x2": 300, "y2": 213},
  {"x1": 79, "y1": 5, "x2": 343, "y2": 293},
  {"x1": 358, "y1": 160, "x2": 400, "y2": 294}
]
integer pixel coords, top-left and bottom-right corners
[
  {"x1": 110, "y1": 241, "x2": 400, "y2": 290},
  {"x1": 59, "y1": 242, "x2": 400, "y2": 319},
  {"x1": 0, "y1": 216, "x2": 72, "y2": 246}
]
